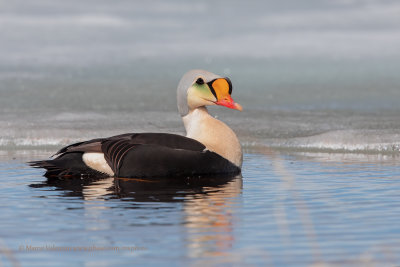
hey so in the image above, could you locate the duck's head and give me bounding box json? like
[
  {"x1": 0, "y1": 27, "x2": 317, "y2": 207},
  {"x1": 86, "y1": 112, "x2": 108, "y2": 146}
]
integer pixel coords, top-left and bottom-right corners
[{"x1": 177, "y1": 69, "x2": 242, "y2": 117}]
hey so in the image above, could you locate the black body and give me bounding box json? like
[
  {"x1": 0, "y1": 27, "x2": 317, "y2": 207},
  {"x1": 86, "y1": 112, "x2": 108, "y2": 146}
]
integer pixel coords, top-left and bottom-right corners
[{"x1": 30, "y1": 133, "x2": 241, "y2": 178}]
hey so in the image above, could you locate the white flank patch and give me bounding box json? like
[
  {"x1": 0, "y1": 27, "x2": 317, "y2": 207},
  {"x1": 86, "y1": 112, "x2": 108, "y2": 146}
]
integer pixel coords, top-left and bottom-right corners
[{"x1": 82, "y1": 153, "x2": 114, "y2": 176}]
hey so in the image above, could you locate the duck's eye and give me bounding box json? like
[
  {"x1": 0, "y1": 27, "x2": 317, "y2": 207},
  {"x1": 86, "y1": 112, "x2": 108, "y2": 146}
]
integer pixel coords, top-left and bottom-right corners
[{"x1": 196, "y1": 78, "x2": 204, "y2": 85}]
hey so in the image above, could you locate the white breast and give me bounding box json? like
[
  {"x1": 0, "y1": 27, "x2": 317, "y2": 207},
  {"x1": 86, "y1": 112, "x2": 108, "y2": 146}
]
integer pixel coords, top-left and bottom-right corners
[
  {"x1": 183, "y1": 108, "x2": 243, "y2": 167},
  {"x1": 82, "y1": 153, "x2": 114, "y2": 176}
]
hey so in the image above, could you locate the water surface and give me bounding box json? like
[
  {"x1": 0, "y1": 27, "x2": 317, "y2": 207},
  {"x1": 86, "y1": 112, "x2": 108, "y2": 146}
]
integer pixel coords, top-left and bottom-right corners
[{"x1": 1, "y1": 151, "x2": 400, "y2": 266}]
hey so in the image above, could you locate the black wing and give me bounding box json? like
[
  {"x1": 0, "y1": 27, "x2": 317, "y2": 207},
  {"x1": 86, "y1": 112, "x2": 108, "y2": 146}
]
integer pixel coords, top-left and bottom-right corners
[
  {"x1": 100, "y1": 134, "x2": 239, "y2": 178},
  {"x1": 54, "y1": 133, "x2": 205, "y2": 156}
]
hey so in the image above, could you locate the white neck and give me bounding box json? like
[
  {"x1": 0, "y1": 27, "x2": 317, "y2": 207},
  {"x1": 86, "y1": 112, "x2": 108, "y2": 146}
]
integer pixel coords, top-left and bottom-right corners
[{"x1": 182, "y1": 107, "x2": 242, "y2": 167}]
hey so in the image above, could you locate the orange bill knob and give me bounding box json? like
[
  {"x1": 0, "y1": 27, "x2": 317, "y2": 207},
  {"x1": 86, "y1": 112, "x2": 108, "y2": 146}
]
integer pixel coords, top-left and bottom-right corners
[{"x1": 211, "y1": 78, "x2": 243, "y2": 111}]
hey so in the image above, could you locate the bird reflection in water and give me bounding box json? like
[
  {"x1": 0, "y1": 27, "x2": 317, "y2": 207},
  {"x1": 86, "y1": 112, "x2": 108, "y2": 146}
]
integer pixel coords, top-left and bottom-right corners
[
  {"x1": 30, "y1": 175, "x2": 242, "y2": 259},
  {"x1": 182, "y1": 178, "x2": 242, "y2": 259}
]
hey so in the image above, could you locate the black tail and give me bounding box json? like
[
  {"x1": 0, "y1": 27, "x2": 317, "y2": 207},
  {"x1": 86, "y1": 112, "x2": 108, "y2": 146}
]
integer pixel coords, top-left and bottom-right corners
[
  {"x1": 28, "y1": 152, "x2": 107, "y2": 178},
  {"x1": 29, "y1": 160, "x2": 67, "y2": 178}
]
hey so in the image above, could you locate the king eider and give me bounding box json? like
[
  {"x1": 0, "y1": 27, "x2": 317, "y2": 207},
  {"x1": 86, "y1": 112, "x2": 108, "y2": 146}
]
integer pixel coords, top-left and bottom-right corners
[{"x1": 30, "y1": 70, "x2": 243, "y2": 178}]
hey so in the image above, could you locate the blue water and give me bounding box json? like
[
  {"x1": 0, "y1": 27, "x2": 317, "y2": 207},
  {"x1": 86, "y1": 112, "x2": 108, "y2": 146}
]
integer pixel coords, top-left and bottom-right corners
[{"x1": 1, "y1": 151, "x2": 399, "y2": 266}]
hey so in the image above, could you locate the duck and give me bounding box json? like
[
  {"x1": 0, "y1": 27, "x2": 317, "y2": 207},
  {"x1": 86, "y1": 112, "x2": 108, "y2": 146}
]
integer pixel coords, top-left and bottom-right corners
[{"x1": 30, "y1": 69, "x2": 243, "y2": 178}]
